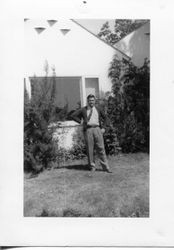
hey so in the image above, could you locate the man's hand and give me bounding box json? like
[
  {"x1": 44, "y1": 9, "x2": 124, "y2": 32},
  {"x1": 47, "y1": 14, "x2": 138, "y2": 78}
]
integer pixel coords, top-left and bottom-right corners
[{"x1": 101, "y1": 128, "x2": 105, "y2": 134}]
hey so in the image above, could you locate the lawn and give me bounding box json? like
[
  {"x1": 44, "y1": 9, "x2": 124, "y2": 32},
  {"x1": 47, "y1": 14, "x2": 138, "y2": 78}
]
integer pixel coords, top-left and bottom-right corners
[{"x1": 24, "y1": 153, "x2": 149, "y2": 217}]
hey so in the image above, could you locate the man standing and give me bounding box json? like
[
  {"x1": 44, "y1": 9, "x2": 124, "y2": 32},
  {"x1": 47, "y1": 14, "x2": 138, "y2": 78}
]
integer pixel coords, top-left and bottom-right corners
[{"x1": 71, "y1": 94, "x2": 112, "y2": 173}]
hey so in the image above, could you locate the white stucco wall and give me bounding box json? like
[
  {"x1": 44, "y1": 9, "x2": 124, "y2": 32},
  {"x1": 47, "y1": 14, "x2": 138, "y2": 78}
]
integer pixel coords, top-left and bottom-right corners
[
  {"x1": 48, "y1": 121, "x2": 84, "y2": 150},
  {"x1": 116, "y1": 22, "x2": 150, "y2": 67},
  {"x1": 24, "y1": 19, "x2": 124, "y2": 100}
]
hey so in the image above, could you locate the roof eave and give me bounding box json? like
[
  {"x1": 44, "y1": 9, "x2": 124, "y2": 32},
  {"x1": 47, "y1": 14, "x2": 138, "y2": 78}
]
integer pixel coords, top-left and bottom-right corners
[{"x1": 71, "y1": 19, "x2": 130, "y2": 60}]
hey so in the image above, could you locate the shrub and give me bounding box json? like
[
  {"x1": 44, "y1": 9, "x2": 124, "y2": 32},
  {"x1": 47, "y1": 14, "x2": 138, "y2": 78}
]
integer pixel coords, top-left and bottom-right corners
[
  {"x1": 108, "y1": 57, "x2": 150, "y2": 153},
  {"x1": 24, "y1": 64, "x2": 69, "y2": 173},
  {"x1": 97, "y1": 96, "x2": 121, "y2": 155},
  {"x1": 55, "y1": 126, "x2": 86, "y2": 166},
  {"x1": 24, "y1": 106, "x2": 58, "y2": 173},
  {"x1": 103, "y1": 127, "x2": 121, "y2": 155}
]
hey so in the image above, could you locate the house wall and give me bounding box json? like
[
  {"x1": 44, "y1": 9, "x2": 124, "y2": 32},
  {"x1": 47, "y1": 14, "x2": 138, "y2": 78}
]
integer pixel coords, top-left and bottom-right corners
[
  {"x1": 24, "y1": 19, "x2": 123, "y2": 102},
  {"x1": 116, "y1": 22, "x2": 150, "y2": 67}
]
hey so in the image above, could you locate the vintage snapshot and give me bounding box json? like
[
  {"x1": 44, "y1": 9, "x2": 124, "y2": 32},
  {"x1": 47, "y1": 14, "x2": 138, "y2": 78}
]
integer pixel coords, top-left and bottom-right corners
[
  {"x1": 1, "y1": 0, "x2": 174, "y2": 246},
  {"x1": 24, "y1": 18, "x2": 150, "y2": 217}
]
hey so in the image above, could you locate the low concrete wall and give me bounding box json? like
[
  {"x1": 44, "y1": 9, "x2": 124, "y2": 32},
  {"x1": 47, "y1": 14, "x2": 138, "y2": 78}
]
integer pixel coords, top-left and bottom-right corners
[{"x1": 48, "y1": 120, "x2": 85, "y2": 150}]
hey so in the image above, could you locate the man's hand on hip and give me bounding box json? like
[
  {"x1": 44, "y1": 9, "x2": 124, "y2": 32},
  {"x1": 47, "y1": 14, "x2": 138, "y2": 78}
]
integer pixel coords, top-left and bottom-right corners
[{"x1": 101, "y1": 128, "x2": 105, "y2": 134}]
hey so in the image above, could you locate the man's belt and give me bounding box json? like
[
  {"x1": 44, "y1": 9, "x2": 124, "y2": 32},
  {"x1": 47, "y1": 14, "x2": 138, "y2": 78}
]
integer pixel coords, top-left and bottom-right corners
[{"x1": 86, "y1": 124, "x2": 99, "y2": 129}]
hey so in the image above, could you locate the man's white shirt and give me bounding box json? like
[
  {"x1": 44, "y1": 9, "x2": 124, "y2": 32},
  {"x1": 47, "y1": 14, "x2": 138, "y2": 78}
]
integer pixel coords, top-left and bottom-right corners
[{"x1": 87, "y1": 106, "x2": 99, "y2": 126}]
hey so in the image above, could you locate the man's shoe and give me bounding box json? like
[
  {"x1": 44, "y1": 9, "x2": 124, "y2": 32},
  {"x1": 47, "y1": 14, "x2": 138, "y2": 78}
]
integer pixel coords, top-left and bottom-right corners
[
  {"x1": 90, "y1": 163, "x2": 96, "y2": 172},
  {"x1": 105, "y1": 169, "x2": 112, "y2": 173},
  {"x1": 90, "y1": 168, "x2": 96, "y2": 172}
]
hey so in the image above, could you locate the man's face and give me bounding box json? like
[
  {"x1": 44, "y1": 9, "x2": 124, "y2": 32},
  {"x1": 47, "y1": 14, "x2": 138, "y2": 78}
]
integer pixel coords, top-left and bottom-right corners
[{"x1": 88, "y1": 97, "x2": 95, "y2": 108}]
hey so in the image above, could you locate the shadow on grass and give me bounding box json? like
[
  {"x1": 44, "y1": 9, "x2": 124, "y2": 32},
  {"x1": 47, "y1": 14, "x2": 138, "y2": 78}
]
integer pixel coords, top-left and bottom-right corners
[
  {"x1": 36, "y1": 208, "x2": 92, "y2": 217},
  {"x1": 61, "y1": 164, "x2": 106, "y2": 172},
  {"x1": 63, "y1": 208, "x2": 92, "y2": 217},
  {"x1": 62, "y1": 164, "x2": 90, "y2": 171},
  {"x1": 36, "y1": 204, "x2": 149, "y2": 217}
]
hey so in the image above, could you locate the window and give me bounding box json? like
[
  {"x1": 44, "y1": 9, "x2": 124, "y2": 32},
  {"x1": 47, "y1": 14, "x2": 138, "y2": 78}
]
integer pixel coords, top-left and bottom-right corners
[
  {"x1": 30, "y1": 76, "x2": 81, "y2": 113},
  {"x1": 85, "y1": 78, "x2": 99, "y2": 99}
]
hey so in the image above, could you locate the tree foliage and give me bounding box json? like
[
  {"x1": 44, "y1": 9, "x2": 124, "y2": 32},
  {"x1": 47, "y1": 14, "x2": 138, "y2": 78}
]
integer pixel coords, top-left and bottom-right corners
[
  {"x1": 107, "y1": 56, "x2": 150, "y2": 153},
  {"x1": 98, "y1": 19, "x2": 149, "y2": 153},
  {"x1": 98, "y1": 19, "x2": 148, "y2": 45},
  {"x1": 24, "y1": 63, "x2": 70, "y2": 174}
]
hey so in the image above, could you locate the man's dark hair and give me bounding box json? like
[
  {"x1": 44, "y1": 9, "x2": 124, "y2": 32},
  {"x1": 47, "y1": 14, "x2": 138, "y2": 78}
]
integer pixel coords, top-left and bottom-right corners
[{"x1": 87, "y1": 94, "x2": 95, "y2": 100}]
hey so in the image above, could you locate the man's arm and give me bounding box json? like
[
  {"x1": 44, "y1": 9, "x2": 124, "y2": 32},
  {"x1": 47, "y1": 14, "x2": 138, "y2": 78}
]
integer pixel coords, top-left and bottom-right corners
[{"x1": 71, "y1": 108, "x2": 82, "y2": 124}]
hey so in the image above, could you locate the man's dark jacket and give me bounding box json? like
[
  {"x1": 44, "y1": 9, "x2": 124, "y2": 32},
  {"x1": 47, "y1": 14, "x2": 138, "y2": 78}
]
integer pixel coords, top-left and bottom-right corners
[{"x1": 71, "y1": 106, "x2": 109, "y2": 131}]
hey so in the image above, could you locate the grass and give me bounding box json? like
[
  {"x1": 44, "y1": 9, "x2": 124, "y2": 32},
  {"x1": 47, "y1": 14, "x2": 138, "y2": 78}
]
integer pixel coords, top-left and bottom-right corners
[{"x1": 24, "y1": 153, "x2": 149, "y2": 217}]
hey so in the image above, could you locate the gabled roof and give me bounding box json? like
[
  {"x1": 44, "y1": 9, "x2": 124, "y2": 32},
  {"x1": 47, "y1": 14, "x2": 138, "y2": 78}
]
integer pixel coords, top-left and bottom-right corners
[{"x1": 71, "y1": 19, "x2": 130, "y2": 60}]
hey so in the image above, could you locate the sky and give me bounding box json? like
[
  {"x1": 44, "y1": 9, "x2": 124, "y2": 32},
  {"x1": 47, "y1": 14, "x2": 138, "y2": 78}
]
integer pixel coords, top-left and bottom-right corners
[{"x1": 75, "y1": 19, "x2": 115, "y2": 34}]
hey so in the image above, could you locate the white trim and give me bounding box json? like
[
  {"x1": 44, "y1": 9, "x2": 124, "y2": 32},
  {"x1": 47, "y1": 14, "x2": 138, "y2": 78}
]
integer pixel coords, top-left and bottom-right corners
[
  {"x1": 24, "y1": 77, "x2": 31, "y2": 99},
  {"x1": 81, "y1": 76, "x2": 86, "y2": 106},
  {"x1": 79, "y1": 77, "x2": 84, "y2": 107}
]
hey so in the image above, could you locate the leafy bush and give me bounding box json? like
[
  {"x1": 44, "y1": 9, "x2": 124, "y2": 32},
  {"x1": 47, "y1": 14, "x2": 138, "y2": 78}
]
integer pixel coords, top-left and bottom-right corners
[
  {"x1": 107, "y1": 57, "x2": 149, "y2": 153},
  {"x1": 24, "y1": 105, "x2": 58, "y2": 173},
  {"x1": 54, "y1": 126, "x2": 86, "y2": 166},
  {"x1": 97, "y1": 97, "x2": 121, "y2": 155},
  {"x1": 24, "y1": 64, "x2": 69, "y2": 174},
  {"x1": 103, "y1": 127, "x2": 121, "y2": 155}
]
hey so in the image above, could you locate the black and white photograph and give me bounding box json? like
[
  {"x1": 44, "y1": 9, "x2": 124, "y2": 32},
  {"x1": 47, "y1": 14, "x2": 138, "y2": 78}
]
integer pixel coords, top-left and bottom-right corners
[
  {"x1": 24, "y1": 18, "x2": 150, "y2": 217},
  {"x1": 1, "y1": 0, "x2": 174, "y2": 247}
]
